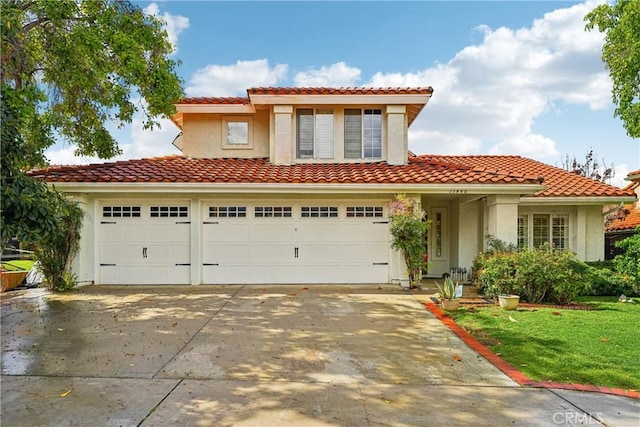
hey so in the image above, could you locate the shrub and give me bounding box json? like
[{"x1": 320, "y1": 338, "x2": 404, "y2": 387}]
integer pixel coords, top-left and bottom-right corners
[
  {"x1": 583, "y1": 263, "x2": 636, "y2": 296},
  {"x1": 475, "y1": 244, "x2": 590, "y2": 304},
  {"x1": 613, "y1": 228, "x2": 640, "y2": 295},
  {"x1": 389, "y1": 194, "x2": 429, "y2": 288}
]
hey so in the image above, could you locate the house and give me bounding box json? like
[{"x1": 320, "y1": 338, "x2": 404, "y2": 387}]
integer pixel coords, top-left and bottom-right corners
[
  {"x1": 30, "y1": 87, "x2": 636, "y2": 286},
  {"x1": 605, "y1": 169, "x2": 640, "y2": 259}
]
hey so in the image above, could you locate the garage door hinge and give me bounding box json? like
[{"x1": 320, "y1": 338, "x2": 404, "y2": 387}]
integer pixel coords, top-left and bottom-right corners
[
  {"x1": 203, "y1": 263, "x2": 219, "y2": 266},
  {"x1": 373, "y1": 221, "x2": 389, "y2": 224},
  {"x1": 100, "y1": 221, "x2": 117, "y2": 224},
  {"x1": 175, "y1": 263, "x2": 191, "y2": 266},
  {"x1": 175, "y1": 221, "x2": 191, "y2": 224},
  {"x1": 100, "y1": 263, "x2": 116, "y2": 266},
  {"x1": 203, "y1": 221, "x2": 219, "y2": 225},
  {"x1": 373, "y1": 262, "x2": 388, "y2": 265}
]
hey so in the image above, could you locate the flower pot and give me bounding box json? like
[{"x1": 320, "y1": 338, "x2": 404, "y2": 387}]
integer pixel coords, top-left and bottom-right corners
[
  {"x1": 498, "y1": 295, "x2": 520, "y2": 310},
  {"x1": 441, "y1": 299, "x2": 460, "y2": 312}
]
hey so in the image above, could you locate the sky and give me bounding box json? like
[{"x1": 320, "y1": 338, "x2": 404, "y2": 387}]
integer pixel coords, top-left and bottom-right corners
[{"x1": 45, "y1": 0, "x2": 640, "y2": 188}]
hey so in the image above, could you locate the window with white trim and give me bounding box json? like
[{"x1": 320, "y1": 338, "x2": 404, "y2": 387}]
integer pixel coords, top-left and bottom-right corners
[
  {"x1": 254, "y1": 206, "x2": 292, "y2": 218},
  {"x1": 209, "y1": 206, "x2": 247, "y2": 218},
  {"x1": 222, "y1": 116, "x2": 252, "y2": 148},
  {"x1": 296, "y1": 108, "x2": 334, "y2": 159},
  {"x1": 344, "y1": 109, "x2": 382, "y2": 159},
  {"x1": 346, "y1": 206, "x2": 384, "y2": 218},
  {"x1": 150, "y1": 206, "x2": 188, "y2": 218},
  {"x1": 518, "y1": 213, "x2": 569, "y2": 250},
  {"x1": 103, "y1": 206, "x2": 141, "y2": 218},
  {"x1": 301, "y1": 206, "x2": 338, "y2": 218}
]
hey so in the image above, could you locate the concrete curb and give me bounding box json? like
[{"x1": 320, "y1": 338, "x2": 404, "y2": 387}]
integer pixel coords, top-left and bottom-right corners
[{"x1": 423, "y1": 301, "x2": 640, "y2": 400}]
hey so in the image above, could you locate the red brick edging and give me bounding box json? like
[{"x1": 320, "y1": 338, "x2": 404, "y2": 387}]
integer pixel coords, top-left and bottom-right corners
[{"x1": 424, "y1": 301, "x2": 640, "y2": 399}]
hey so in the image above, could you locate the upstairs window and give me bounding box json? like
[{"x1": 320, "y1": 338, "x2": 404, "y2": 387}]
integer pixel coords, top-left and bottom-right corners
[
  {"x1": 297, "y1": 109, "x2": 334, "y2": 159},
  {"x1": 345, "y1": 109, "x2": 382, "y2": 159},
  {"x1": 222, "y1": 116, "x2": 252, "y2": 149}
]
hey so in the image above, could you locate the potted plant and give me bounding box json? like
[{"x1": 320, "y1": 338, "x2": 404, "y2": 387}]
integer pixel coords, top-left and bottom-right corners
[
  {"x1": 436, "y1": 276, "x2": 460, "y2": 311},
  {"x1": 498, "y1": 294, "x2": 520, "y2": 310}
]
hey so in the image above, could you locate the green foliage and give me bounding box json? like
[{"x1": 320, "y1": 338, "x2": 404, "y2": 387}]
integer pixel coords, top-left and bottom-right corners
[
  {"x1": 389, "y1": 194, "x2": 429, "y2": 288},
  {"x1": 436, "y1": 276, "x2": 458, "y2": 300},
  {"x1": 1, "y1": 0, "x2": 184, "y2": 159},
  {"x1": 470, "y1": 234, "x2": 516, "y2": 289},
  {"x1": 583, "y1": 263, "x2": 636, "y2": 296},
  {"x1": 1, "y1": 84, "x2": 83, "y2": 291},
  {"x1": 585, "y1": 1, "x2": 640, "y2": 138},
  {"x1": 613, "y1": 228, "x2": 640, "y2": 294},
  {"x1": 474, "y1": 245, "x2": 590, "y2": 304}
]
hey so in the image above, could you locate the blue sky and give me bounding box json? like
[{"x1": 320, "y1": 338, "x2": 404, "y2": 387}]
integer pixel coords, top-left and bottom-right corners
[{"x1": 46, "y1": 0, "x2": 640, "y2": 187}]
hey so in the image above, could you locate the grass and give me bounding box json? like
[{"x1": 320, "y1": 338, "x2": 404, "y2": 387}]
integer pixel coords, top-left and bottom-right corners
[
  {"x1": 450, "y1": 297, "x2": 640, "y2": 391},
  {"x1": 1, "y1": 260, "x2": 35, "y2": 271}
]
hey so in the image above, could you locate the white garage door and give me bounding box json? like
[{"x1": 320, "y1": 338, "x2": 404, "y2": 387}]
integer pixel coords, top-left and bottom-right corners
[
  {"x1": 202, "y1": 203, "x2": 389, "y2": 284},
  {"x1": 98, "y1": 202, "x2": 191, "y2": 284}
]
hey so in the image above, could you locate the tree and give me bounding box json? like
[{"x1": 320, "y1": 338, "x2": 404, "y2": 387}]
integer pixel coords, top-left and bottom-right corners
[
  {"x1": 1, "y1": 1, "x2": 184, "y2": 290},
  {"x1": 561, "y1": 148, "x2": 614, "y2": 184},
  {"x1": 1, "y1": 0, "x2": 184, "y2": 161},
  {"x1": 585, "y1": 1, "x2": 640, "y2": 138}
]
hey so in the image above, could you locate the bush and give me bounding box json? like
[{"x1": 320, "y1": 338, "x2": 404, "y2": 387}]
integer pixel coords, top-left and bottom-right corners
[
  {"x1": 613, "y1": 228, "x2": 640, "y2": 295},
  {"x1": 583, "y1": 263, "x2": 635, "y2": 296},
  {"x1": 474, "y1": 244, "x2": 590, "y2": 304}
]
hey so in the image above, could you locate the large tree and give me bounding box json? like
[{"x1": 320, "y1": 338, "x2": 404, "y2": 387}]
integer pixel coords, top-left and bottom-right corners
[
  {"x1": 1, "y1": 0, "x2": 184, "y2": 289},
  {"x1": 585, "y1": 0, "x2": 640, "y2": 138},
  {"x1": 1, "y1": 0, "x2": 184, "y2": 161}
]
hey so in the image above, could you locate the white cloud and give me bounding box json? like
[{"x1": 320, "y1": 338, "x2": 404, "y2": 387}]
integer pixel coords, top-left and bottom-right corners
[
  {"x1": 611, "y1": 164, "x2": 630, "y2": 189},
  {"x1": 409, "y1": 130, "x2": 482, "y2": 156},
  {"x1": 293, "y1": 62, "x2": 361, "y2": 87},
  {"x1": 186, "y1": 59, "x2": 288, "y2": 97},
  {"x1": 143, "y1": 3, "x2": 189, "y2": 54},
  {"x1": 489, "y1": 134, "x2": 559, "y2": 159},
  {"x1": 369, "y1": 1, "x2": 609, "y2": 160}
]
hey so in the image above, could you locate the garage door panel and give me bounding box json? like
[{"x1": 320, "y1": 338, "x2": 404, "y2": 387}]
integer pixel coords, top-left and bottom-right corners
[
  {"x1": 205, "y1": 244, "x2": 249, "y2": 263},
  {"x1": 252, "y1": 223, "x2": 295, "y2": 241},
  {"x1": 204, "y1": 223, "x2": 250, "y2": 243}
]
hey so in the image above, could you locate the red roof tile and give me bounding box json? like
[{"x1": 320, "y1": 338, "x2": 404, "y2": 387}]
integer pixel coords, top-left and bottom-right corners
[
  {"x1": 420, "y1": 155, "x2": 634, "y2": 198},
  {"x1": 30, "y1": 155, "x2": 539, "y2": 186},
  {"x1": 606, "y1": 204, "x2": 640, "y2": 232},
  {"x1": 178, "y1": 97, "x2": 250, "y2": 105},
  {"x1": 247, "y1": 87, "x2": 434, "y2": 96}
]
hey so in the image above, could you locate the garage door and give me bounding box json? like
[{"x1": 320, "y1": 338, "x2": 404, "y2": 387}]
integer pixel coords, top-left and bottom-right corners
[
  {"x1": 202, "y1": 203, "x2": 389, "y2": 284},
  {"x1": 98, "y1": 202, "x2": 191, "y2": 284}
]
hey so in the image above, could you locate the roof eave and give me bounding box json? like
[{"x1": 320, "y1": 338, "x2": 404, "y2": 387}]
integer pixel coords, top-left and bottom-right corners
[{"x1": 520, "y1": 196, "x2": 638, "y2": 206}]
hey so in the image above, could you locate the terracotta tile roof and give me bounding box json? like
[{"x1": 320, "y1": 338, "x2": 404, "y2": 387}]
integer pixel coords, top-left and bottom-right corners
[
  {"x1": 30, "y1": 155, "x2": 540, "y2": 186},
  {"x1": 29, "y1": 155, "x2": 636, "y2": 200},
  {"x1": 247, "y1": 87, "x2": 434, "y2": 96},
  {"x1": 420, "y1": 155, "x2": 635, "y2": 198},
  {"x1": 606, "y1": 204, "x2": 640, "y2": 232},
  {"x1": 178, "y1": 87, "x2": 434, "y2": 105},
  {"x1": 178, "y1": 97, "x2": 250, "y2": 105}
]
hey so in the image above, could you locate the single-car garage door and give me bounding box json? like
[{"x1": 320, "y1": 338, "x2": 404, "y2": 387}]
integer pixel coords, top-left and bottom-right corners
[
  {"x1": 98, "y1": 202, "x2": 191, "y2": 284},
  {"x1": 202, "y1": 203, "x2": 389, "y2": 284}
]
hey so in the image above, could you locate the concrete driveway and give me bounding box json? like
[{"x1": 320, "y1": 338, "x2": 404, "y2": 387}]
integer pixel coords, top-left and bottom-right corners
[{"x1": 1, "y1": 284, "x2": 638, "y2": 426}]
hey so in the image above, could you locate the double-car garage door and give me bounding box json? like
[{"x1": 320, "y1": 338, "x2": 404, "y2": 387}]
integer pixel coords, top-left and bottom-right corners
[{"x1": 98, "y1": 201, "x2": 390, "y2": 285}]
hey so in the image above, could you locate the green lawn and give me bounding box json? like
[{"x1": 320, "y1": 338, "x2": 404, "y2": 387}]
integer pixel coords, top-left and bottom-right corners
[{"x1": 450, "y1": 297, "x2": 640, "y2": 391}]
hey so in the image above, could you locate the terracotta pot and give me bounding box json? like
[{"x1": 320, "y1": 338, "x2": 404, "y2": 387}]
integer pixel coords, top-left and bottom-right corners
[
  {"x1": 441, "y1": 299, "x2": 460, "y2": 312},
  {"x1": 499, "y1": 295, "x2": 520, "y2": 310}
]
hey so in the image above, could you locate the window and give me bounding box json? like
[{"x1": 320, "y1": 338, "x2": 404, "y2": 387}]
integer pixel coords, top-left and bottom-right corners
[
  {"x1": 301, "y1": 206, "x2": 338, "y2": 218},
  {"x1": 519, "y1": 214, "x2": 569, "y2": 250},
  {"x1": 254, "y1": 206, "x2": 292, "y2": 218},
  {"x1": 209, "y1": 206, "x2": 246, "y2": 218},
  {"x1": 103, "y1": 206, "x2": 140, "y2": 218},
  {"x1": 346, "y1": 206, "x2": 384, "y2": 218},
  {"x1": 150, "y1": 206, "x2": 188, "y2": 218},
  {"x1": 344, "y1": 109, "x2": 382, "y2": 159},
  {"x1": 296, "y1": 109, "x2": 334, "y2": 159},
  {"x1": 517, "y1": 216, "x2": 528, "y2": 251},
  {"x1": 222, "y1": 117, "x2": 252, "y2": 148}
]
